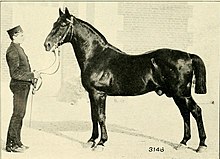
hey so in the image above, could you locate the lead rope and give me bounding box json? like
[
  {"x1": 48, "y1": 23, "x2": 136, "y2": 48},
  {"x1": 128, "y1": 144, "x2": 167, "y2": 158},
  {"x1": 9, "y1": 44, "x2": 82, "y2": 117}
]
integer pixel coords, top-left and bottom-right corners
[
  {"x1": 29, "y1": 48, "x2": 61, "y2": 127},
  {"x1": 32, "y1": 48, "x2": 61, "y2": 93}
]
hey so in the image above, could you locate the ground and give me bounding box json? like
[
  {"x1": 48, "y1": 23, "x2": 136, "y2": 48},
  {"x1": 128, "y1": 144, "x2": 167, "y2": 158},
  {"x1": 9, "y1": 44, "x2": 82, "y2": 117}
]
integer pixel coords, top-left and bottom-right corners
[{"x1": 1, "y1": 82, "x2": 219, "y2": 159}]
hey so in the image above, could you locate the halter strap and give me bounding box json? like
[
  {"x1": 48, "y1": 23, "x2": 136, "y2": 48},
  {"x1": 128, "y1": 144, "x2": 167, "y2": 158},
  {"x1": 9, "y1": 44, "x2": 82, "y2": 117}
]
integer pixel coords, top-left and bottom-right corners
[
  {"x1": 66, "y1": 16, "x2": 74, "y2": 24},
  {"x1": 58, "y1": 16, "x2": 74, "y2": 44}
]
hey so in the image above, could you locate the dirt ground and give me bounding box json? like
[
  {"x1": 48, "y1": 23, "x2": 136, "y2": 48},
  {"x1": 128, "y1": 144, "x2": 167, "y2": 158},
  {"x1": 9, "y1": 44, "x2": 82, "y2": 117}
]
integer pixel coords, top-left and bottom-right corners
[{"x1": 1, "y1": 81, "x2": 219, "y2": 159}]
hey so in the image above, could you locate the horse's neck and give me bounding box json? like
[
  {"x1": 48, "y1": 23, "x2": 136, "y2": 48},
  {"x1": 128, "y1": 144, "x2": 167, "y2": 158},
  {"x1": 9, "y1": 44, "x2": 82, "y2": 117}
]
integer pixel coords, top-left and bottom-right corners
[{"x1": 71, "y1": 23, "x2": 107, "y2": 71}]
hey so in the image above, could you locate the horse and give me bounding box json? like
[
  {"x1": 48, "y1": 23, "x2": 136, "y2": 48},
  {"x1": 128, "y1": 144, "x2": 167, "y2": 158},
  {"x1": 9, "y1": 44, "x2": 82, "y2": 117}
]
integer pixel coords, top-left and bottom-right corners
[{"x1": 44, "y1": 8, "x2": 207, "y2": 152}]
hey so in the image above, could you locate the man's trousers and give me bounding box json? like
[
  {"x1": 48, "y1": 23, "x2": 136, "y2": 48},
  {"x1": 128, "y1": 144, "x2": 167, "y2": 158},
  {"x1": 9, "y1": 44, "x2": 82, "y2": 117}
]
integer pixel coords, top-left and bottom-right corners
[{"x1": 6, "y1": 83, "x2": 30, "y2": 147}]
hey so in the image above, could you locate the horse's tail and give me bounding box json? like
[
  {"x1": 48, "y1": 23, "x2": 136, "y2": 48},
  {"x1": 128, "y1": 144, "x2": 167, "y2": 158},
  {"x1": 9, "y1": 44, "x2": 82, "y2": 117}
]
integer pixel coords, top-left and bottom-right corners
[{"x1": 190, "y1": 54, "x2": 207, "y2": 94}]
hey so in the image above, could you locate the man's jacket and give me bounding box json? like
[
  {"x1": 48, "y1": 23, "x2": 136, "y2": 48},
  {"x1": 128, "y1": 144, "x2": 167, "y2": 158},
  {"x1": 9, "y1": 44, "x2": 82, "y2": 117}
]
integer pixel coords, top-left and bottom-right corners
[{"x1": 6, "y1": 42, "x2": 34, "y2": 85}]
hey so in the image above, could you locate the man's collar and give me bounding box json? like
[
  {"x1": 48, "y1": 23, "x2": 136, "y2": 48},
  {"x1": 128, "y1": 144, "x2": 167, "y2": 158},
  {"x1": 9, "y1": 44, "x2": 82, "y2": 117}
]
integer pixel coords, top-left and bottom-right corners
[{"x1": 11, "y1": 42, "x2": 21, "y2": 46}]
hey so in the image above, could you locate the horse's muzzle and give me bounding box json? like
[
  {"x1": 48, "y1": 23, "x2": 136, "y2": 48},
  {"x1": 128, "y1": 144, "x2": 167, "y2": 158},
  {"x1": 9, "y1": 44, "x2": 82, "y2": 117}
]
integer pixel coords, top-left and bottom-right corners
[{"x1": 44, "y1": 41, "x2": 52, "y2": 51}]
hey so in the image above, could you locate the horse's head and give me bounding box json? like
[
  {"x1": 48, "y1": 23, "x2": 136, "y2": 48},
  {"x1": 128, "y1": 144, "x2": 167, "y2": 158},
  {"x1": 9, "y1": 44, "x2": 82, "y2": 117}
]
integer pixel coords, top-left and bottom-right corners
[{"x1": 44, "y1": 7, "x2": 76, "y2": 51}]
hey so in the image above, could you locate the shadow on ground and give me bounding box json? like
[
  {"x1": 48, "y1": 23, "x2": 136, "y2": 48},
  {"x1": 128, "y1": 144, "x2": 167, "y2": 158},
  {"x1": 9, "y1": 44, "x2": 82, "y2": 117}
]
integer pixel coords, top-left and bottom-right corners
[{"x1": 24, "y1": 120, "x2": 197, "y2": 152}]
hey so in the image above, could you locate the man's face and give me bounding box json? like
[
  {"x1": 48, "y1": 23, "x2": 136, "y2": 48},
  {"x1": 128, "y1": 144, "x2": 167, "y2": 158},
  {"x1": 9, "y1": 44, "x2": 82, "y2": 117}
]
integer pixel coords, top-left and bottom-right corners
[{"x1": 13, "y1": 32, "x2": 24, "y2": 44}]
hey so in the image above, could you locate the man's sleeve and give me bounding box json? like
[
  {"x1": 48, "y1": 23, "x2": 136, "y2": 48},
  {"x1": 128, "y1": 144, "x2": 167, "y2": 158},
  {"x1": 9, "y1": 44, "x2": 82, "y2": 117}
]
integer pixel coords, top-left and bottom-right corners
[{"x1": 6, "y1": 50, "x2": 34, "y2": 82}]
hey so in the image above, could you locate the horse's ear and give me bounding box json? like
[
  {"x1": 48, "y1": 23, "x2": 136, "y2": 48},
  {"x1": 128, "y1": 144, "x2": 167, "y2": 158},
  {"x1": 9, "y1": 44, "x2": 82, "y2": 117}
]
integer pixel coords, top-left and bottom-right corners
[
  {"x1": 65, "y1": 7, "x2": 71, "y2": 17},
  {"x1": 59, "y1": 8, "x2": 64, "y2": 16}
]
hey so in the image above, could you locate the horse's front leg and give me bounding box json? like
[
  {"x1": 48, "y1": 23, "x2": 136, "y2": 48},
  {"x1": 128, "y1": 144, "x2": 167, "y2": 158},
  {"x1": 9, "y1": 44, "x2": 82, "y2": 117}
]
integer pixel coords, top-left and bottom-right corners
[
  {"x1": 97, "y1": 94, "x2": 107, "y2": 147},
  {"x1": 88, "y1": 90, "x2": 108, "y2": 150},
  {"x1": 86, "y1": 92, "x2": 99, "y2": 148}
]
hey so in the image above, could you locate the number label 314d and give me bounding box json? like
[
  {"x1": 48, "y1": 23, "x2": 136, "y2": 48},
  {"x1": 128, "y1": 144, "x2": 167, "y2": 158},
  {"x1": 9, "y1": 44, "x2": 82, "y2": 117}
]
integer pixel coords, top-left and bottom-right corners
[{"x1": 148, "y1": 147, "x2": 164, "y2": 152}]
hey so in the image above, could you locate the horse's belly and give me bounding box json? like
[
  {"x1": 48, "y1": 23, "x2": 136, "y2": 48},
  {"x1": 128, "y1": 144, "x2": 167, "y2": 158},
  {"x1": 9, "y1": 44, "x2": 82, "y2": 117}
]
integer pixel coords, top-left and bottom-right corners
[{"x1": 107, "y1": 78, "x2": 156, "y2": 96}]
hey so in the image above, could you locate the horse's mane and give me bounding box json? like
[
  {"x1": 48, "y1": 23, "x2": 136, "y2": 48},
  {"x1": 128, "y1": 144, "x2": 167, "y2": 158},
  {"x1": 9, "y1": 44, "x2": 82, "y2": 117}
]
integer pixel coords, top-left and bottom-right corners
[
  {"x1": 76, "y1": 17, "x2": 124, "y2": 54},
  {"x1": 76, "y1": 18, "x2": 108, "y2": 44}
]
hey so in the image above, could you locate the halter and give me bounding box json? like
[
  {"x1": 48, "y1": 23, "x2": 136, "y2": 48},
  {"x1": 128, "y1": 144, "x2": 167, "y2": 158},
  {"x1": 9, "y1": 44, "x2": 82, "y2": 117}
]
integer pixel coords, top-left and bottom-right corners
[{"x1": 57, "y1": 16, "x2": 74, "y2": 47}]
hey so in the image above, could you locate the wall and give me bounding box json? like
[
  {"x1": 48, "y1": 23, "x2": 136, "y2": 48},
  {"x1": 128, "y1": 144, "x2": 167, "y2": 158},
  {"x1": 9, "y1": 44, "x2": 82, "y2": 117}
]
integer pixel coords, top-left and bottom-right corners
[{"x1": 1, "y1": 2, "x2": 219, "y2": 104}]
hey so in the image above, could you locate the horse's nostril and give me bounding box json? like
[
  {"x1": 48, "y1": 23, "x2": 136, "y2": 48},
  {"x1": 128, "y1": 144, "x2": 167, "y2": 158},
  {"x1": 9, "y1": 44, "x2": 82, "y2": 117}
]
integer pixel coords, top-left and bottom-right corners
[
  {"x1": 47, "y1": 42, "x2": 51, "y2": 47},
  {"x1": 44, "y1": 41, "x2": 52, "y2": 51}
]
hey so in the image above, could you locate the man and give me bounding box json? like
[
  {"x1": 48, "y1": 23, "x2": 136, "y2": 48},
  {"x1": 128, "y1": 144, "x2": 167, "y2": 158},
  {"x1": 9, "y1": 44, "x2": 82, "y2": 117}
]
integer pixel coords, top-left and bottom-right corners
[{"x1": 5, "y1": 25, "x2": 40, "y2": 152}]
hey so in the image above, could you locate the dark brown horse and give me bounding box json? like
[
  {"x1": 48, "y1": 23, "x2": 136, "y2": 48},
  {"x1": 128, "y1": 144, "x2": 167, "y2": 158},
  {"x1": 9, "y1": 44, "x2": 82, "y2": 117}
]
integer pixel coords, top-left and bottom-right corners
[{"x1": 44, "y1": 8, "x2": 207, "y2": 152}]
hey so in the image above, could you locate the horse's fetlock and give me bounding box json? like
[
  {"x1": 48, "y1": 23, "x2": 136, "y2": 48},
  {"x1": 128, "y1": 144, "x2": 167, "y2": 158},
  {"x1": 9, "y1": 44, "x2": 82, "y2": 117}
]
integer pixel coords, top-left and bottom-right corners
[
  {"x1": 200, "y1": 134, "x2": 206, "y2": 141},
  {"x1": 99, "y1": 138, "x2": 107, "y2": 146},
  {"x1": 184, "y1": 135, "x2": 191, "y2": 141},
  {"x1": 187, "y1": 135, "x2": 191, "y2": 140}
]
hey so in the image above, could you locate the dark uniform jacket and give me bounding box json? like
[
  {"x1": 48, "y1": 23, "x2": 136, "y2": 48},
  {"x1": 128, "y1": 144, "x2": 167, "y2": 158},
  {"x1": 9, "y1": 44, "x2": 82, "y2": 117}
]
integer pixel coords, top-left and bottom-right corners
[{"x1": 6, "y1": 42, "x2": 34, "y2": 85}]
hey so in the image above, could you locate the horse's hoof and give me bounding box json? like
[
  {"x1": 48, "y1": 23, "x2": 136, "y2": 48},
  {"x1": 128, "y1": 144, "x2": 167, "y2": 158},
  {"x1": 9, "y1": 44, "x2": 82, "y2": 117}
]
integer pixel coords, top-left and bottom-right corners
[
  {"x1": 196, "y1": 145, "x2": 207, "y2": 153},
  {"x1": 92, "y1": 144, "x2": 105, "y2": 152},
  {"x1": 83, "y1": 141, "x2": 96, "y2": 148},
  {"x1": 174, "y1": 143, "x2": 186, "y2": 150}
]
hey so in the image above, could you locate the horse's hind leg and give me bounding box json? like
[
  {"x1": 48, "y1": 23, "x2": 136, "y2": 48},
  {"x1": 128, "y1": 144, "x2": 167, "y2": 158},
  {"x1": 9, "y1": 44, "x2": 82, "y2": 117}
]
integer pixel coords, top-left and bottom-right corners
[
  {"x1": 187, "y1": 97, "x2": 207, "y2": 152},
  {"x1": 173, "y1": 96, "x2": 207, "y2": 152},
  {"x1": 173, "y1": 96, "x2": 191, "y2": 146}
]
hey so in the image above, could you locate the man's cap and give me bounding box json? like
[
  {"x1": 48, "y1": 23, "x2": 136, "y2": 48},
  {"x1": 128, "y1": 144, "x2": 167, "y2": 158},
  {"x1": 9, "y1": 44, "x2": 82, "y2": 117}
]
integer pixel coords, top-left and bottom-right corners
[{"x1": 7, "y1": 25, "x2": 23, "y2": 37}]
